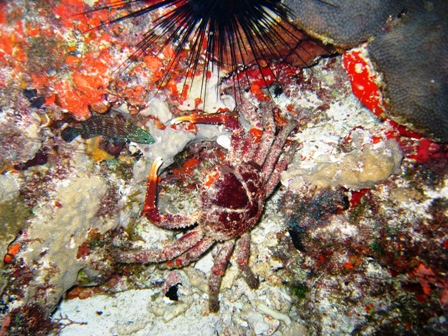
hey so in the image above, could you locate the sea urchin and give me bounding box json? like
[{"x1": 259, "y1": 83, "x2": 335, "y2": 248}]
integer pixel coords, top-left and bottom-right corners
[{"x1": 87, "y1": 0, "x2": 328, "y2": 99}]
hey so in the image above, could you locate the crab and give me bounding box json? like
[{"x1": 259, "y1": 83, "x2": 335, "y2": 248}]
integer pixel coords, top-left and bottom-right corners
[{"x1": 117, "y1": 101, "x2": 298, "y2": 312}]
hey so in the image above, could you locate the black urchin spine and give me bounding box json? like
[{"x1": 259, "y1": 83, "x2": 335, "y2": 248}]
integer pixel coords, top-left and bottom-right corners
[{"x1": 85, "y1": 0, "x2": 328, "y2": 99}]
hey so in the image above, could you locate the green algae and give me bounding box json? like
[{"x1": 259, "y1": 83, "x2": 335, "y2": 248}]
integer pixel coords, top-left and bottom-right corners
[
  {"x1": 0, "y1": 197, "x2": 32, "y2": 266},
  {"x1": 291, "y1": 283, "x2": 309, "y2": 300},
  {"x1": 0, "y1": 196, "x2": 32, "y2": 293}
]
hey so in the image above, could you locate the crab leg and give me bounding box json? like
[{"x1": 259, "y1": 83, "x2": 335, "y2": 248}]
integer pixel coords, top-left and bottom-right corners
[
  {"x1": 265, "y1": 141, "x2": 299, "y2": 197},
  {"x1": 229, "y1": 128, "x2": 246, "y2": 160},
  {"x1": 118, "y1": 228, "x2": 205, "y2": 264},
  {"x1": 225, "y1": 101, "x2": 260, "y2": 160},
  {"x1": 209, "y1": 240, "x2": 235, "y2": 312},
  {"x1": 235, "y1": 233, "x2": 259, "y2": 289},
  {"x1": 262, "y1": 120, "x2": 298, "y2": 180},
  {"x1": 171, "y1": 110, "x2": 252, "y2": 158},
  {"x1": 142, "y1": 157, "x2": 163, "y2": 221},
  {"x1": 172, "y1": 108, "x2": 239, "y2": 130},
  {"x1": 166, "y1": 236, "x2": 215, "y2": 268},
  {"x1": 253, "y1": 103, "x2": 276, "y2": 166},
  {"x1": 142, "y1": 157, "x2": 198, "y2": 228},
  {"x1": 239, "y1": 103, "x2": 264, "y2": 161}
]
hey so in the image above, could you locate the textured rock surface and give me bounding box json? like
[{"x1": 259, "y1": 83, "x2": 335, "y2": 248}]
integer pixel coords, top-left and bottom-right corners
[
  {"x1": 287, "y1": 0, "x2": 448, "y2": 142},
  {"x1": 368, "y1": 0, "x2": 448, "y2": 142},
  {"x1": 283, "y1": 139, "x2": 403, "y2": 190},
  {"x1": 18, "y1": 168, "x2": 108, "y2": 312},
  {"x1": 285, "y1": 0, "x2": 405, "y2": 47}
]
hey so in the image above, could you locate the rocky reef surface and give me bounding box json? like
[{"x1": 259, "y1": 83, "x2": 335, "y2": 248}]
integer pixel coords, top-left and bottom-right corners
[
  {"x1": 287, "y1": 0, "x2": 448, "y2": 142},
  {"x1": 0, "y1": 1, "x2": 446, "y2": 335}
]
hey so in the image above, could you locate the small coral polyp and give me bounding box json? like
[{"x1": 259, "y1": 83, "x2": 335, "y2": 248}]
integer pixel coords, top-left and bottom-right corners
[{"x1": 115, "y1": 102, "x2": 298, "y2": 312}]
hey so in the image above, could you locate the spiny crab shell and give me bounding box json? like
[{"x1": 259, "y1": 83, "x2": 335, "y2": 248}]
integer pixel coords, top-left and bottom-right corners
[
  {"x1": 117, "y1": 102, "x2": 298, "y2": 312},
  {"x1": 200, "y1": 163, "x2": 265, "y2": 241}
]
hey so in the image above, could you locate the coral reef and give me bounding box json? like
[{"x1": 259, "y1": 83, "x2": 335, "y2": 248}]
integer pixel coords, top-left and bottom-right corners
[
  {"x1": 54, "y1": 57, "x2": 447, "y2": 335},
  {"x1": 0, "y1": 0, "x2": 446, "y2": 335}
]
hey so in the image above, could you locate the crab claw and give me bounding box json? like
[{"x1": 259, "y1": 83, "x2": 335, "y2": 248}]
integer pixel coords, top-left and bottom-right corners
[
  {"x1": 172, "y1": 111, "x2": 239, "y2": 130},
  {"x1": 142, "y1": 157, "x2": 163, "y2": 222}
]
